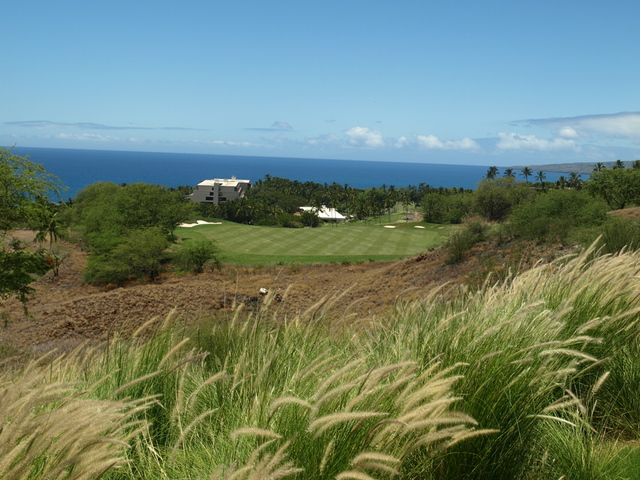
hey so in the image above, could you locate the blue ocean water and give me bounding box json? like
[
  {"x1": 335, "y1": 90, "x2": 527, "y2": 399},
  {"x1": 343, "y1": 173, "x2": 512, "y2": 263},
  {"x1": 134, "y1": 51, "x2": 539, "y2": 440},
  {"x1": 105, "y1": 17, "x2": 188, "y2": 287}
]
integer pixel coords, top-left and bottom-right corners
[{"x1": 10, "y1": 146, "x2": 565, "y2": 200}]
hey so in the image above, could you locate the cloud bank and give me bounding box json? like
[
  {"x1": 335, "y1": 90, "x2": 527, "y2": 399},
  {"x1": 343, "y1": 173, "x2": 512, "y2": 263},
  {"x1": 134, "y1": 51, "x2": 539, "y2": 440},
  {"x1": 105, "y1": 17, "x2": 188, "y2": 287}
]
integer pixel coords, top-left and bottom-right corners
[
  {"x1": 414, "y1": 134, "x2": 480, "y2": 151},
  {"x1": 521, "y1": 112, "x2": 640, "y2": 140},
  {"x1": 5, "y1": 120, "x2": 204, "y2": 131},
  {"x1": 496, "y1": 132, "x2": 579, "y2": 152},
  {"x1": 245, "y1": 121, "x2": 294, "y2": 132}
]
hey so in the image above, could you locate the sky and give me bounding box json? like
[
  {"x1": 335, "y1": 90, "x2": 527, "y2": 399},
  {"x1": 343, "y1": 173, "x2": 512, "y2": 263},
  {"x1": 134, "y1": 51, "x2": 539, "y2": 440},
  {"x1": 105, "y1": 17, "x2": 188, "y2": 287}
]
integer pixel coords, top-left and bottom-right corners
[{"x1": 2, "y1": 0, "x2": 639, "y2": 166}]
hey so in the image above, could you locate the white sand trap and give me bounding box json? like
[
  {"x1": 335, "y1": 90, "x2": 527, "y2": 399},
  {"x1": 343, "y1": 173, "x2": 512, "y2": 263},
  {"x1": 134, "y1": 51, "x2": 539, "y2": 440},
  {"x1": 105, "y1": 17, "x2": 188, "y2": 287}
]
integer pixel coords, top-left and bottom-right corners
[
  {"x1": 414, "y1": 225, "x2": 425, "y2": 228},
  {"x1": 178, "y1": 220, "x2": 223, "y2": 228},
  {"x1": 384, "y1": 225, "x2": 396, "y2": 228}
]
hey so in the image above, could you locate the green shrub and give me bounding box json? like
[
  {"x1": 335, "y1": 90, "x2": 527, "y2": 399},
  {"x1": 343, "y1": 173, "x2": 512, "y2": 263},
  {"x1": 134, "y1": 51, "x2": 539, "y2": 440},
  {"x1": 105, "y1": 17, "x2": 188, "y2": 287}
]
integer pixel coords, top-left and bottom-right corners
[
  {"x1": 473, "y1": 177, "x2": 533, "y2": 221},
  {"x1": 84, "y1": 227, "x2": 170, "y2": 284},
  {"x1": 443, "y1": 219, "x2": 489, "y2": 263},
  {"x1": 174, "y1": 239, "x2": 222, "y2": 273},
  {"x1": 443, "y1": 228, "x2": 477, "y2": 264},
  {"x1": 283, "y1": 220, "x2": 303, "y2": 228},
  {"x1": 509, "y1": 189, "x2": 608, "y2": 243},
  {"x1": 596, "y1": 217, "x2": 640, "y2": 254},
  {"x1": 421, "y1": 192, "x2": 473, "y2": 224},
  {"x1": 300, "y1": 210, "x2": 320, "y2": 227}
]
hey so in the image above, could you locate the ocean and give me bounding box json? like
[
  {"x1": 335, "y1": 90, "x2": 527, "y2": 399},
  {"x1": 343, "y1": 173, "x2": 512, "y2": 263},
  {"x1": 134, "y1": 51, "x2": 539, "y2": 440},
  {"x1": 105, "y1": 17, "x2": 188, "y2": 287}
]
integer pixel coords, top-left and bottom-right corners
[{"x1": 10, "y1": 146, "x2": 566, "y2": 200}]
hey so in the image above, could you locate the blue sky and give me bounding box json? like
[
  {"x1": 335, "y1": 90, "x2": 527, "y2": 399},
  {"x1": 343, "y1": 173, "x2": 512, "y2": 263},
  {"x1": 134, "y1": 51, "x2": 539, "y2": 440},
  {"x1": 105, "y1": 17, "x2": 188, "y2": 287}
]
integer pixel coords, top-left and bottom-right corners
[{"x1": 2, "y1": 0, "x2": 639, "y2": 166}]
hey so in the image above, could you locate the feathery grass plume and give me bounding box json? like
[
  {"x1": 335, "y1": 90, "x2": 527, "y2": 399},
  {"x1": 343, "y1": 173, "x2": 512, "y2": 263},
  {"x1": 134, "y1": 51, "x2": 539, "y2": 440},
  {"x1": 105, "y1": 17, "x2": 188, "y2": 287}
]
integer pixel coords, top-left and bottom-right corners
[
  {"x1": 335, "y1": 471, "x2": 377, "y2": 480},
  {"x1": 212, "y1": 439, "x2": 303, "y2": 480},
  {"x1": 231, "y1": 428, "x2": 283, "y2": 440},
  {"x1": 350, "y1": 451, "x2": 400, "y2": 475},
  {"x1": 269, "y1": 396, "x2": 313, "y2": 416},
  {"x1": 0, "y1": 362, "x2": 148, "y2": 480},
  {"x1": 259, "y1": 357, "x2": 480, "y2": 479},
  {"x1": 308, "y1": 412, "x2": 388, "y2": 437}
]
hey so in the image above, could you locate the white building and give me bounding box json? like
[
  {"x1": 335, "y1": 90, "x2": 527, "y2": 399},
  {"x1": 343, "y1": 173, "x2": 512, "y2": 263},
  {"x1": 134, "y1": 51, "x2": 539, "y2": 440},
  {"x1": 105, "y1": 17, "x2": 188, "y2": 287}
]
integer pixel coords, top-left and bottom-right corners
[{"x1": 188, "y1": 177, "x2": 251, "y2": 204}]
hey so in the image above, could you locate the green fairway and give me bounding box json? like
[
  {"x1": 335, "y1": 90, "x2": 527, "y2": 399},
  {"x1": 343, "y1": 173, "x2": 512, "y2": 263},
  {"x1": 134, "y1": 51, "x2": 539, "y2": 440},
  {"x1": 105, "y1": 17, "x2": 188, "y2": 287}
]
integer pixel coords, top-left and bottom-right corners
[{"x1": 175, "y1": 220, "x2": 455, "y2": 264}]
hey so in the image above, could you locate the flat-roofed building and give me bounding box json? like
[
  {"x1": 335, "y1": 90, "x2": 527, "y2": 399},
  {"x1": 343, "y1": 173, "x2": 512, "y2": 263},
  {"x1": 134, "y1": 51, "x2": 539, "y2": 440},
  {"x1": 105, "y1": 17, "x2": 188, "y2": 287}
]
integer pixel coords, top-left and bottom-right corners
[{"x1": 188, "y1": 176, "x2": 251, "y2": 204}]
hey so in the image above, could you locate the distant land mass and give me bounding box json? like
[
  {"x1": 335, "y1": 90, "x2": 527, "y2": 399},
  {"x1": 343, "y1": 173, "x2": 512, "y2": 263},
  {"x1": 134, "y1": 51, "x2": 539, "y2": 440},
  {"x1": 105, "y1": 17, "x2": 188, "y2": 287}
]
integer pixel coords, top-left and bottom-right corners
[{"x1": 512, "y1": 160, "x2": 638, "y2": 175}]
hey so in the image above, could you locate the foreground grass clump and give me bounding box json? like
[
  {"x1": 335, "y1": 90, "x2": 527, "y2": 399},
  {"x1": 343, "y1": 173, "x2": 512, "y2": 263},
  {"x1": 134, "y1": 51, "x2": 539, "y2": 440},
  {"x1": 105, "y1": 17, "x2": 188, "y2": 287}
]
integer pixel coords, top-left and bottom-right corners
[
  {"x1": 0, "y1": 355, "x2": 148, "y2": 480},
  {"x1": 368, "y1": 244, "x2": 640, "y2": 478},
  {"x1": 4, "y1": 244, "x2": 640, "y2": 479}
]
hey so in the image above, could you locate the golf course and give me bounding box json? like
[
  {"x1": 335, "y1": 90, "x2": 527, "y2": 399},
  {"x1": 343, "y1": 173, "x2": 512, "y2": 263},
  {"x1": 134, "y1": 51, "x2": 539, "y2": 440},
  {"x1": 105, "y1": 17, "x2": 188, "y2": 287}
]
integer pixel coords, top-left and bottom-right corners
[{"x1": 175, "y1": 220, "x2": 455, "y2": 264}]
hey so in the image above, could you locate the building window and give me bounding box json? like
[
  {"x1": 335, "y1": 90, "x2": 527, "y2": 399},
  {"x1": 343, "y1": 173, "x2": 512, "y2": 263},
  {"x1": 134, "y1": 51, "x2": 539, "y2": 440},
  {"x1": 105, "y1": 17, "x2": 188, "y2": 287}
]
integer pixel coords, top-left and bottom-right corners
[
  {"x1": 219, "y1": 197, "x2": 227, "y2": 202},
  {"x1": 205, "y1": 196, "x2": 214, "y2": 201}
]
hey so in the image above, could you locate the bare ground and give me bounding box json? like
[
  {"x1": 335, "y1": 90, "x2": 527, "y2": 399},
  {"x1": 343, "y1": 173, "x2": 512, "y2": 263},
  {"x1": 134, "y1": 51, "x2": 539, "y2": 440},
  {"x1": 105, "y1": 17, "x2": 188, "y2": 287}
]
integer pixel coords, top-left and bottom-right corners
[{"x1": 1, "y1": 230, "x2": 565, "y2": 356}]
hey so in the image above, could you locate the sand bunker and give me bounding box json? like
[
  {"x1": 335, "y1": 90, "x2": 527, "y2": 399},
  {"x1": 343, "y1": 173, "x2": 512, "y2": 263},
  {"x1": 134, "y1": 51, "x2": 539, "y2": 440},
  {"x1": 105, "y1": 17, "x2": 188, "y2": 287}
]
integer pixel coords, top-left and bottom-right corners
[{"x1": 178, "y1": 220, "x2": 223, "y2": 228}]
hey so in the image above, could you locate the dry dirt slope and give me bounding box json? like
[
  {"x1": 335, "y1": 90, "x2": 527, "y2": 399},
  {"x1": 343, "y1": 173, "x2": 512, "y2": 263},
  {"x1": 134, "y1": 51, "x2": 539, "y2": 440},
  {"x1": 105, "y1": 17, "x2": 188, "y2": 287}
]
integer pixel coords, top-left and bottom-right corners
[{"x1": 1, "y1": 231, "x2": 558, "y2": 354}]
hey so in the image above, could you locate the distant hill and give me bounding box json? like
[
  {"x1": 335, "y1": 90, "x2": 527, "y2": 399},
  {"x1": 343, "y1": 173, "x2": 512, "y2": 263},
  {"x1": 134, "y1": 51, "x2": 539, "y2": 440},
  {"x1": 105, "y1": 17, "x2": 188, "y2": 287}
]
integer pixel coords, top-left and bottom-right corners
[{"x1": 511, "y1": 161, "x2": 635, "y2": 175}]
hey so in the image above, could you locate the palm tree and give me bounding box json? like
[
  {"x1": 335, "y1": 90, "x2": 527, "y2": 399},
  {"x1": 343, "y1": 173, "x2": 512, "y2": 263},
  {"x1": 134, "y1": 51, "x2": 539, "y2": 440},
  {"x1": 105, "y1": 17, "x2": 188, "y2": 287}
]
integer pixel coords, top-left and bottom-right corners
[
  {"x1": 34, "y1": 202, "x2": 68, "y2": 276},
  {"x1": 633, "y1": 160, "x2": 640, "y2": 170},
  {"x1": 568, "y1": 172, "x2": 582, "y2": 190},
  {"x1": 593, "y1": 162, "x2": 606, "y2": 172},
  {"x1": 521, "y1": 167, "x2": 532, "y2": 182},
  {"x1": 556, "y1": 176, "x2": 567, "y2": 189},
  {"x1": 485, "y1": 166, "x2": 499, "y2": 180},
  {"x1": 613, "y1": 159, "x2": 625, "y2": 169},
  {"x1": 535, "y1": 171, "x2": 546, "y2": 191},
  {"x1": 503, "y1": 168, "x2": 515, "y2": 178}
]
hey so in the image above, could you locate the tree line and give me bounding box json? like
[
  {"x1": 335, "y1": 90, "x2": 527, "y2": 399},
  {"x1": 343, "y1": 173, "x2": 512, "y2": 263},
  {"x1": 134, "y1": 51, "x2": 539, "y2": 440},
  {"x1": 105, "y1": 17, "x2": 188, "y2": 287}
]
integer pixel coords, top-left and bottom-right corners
[{"x1": 194, "y1": 175, "x2": 470, "y2": 226}]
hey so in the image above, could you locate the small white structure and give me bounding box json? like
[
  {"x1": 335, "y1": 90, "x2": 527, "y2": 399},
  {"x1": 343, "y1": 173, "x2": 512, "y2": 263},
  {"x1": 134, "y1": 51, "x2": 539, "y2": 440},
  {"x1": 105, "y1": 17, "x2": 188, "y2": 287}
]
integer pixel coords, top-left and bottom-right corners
[
  {"x1": 188, "y1": 177, "x2": 251, "y2": 204},
  {"x1": 300, "y1": 206, "x2": 347, "y2": 222}
]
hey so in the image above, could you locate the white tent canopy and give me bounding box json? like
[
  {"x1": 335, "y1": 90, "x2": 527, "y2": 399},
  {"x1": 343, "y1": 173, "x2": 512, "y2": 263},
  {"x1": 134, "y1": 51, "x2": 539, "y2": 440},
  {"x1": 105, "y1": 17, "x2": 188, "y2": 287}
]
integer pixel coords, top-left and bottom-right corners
[{"x1": 300, "y1": 206, "x2": 347, "y2": 221}]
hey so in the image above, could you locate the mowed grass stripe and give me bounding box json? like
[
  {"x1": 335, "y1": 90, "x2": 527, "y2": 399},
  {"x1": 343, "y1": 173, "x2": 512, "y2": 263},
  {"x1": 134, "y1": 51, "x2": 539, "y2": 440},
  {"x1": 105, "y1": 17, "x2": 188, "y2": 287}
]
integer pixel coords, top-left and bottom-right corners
[{"x1": 175, "y1": 221, "x2": 456, "y2": 264}]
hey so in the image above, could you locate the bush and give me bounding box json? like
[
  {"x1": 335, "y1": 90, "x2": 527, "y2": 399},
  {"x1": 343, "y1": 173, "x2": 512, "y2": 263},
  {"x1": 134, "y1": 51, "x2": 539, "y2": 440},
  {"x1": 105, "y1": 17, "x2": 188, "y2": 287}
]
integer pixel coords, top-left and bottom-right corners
[
  {"x1": 421, "y1": 192, "x2": 473, "y2": 224},
  {"x1": 300, "y1": 210, "x2": 320, "y2": 227},
  {"x1": 596, "y1": 217, "x2": 640, "y2": 254},
  {"x1": 283, "y1": 220, "x2": 303, "y2": 228},
  {"x1": 84, "y1": 227, "x2": 170, "y2": 285},
  {"x1": 509, "y1": 189, "x2": 608, "y2": 243},
  {"x1": 174, "y1": 239, "x2": 222, "y2": 273},
  {"x1": 443, "y1": 219, "x2": 489, "y2": 264},
  {"x1": 473, "y1": 177, "x2": 533, "y2": 221}
]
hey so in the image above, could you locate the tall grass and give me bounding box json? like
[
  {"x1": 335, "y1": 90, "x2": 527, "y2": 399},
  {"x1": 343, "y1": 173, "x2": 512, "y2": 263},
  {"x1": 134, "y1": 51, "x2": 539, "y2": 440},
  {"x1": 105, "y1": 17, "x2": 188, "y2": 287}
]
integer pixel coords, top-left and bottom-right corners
[
  {"x1": 3, "y1": 243, "x2": 640, "y2": 478},
  {"x1": 0, "y1": 354, "x2": 148, "y2": 480},
  {"x1": 364, "y1": 244, "x2": 640, "y2": 478}
]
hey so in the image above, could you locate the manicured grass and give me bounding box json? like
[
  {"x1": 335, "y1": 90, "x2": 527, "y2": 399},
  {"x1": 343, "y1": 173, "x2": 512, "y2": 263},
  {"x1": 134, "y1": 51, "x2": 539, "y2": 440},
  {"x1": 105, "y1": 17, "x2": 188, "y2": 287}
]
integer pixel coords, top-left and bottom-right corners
[{"x1": 175, "y1": 220, "x2": 455, "y2": 264}]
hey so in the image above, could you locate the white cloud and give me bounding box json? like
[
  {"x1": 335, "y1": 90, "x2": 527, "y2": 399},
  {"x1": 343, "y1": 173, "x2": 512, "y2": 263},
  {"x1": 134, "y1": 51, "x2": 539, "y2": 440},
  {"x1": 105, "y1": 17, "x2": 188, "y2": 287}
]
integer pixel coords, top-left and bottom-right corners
[
  {"x1": 305, "y1": 133, "x2": 341, "y2": 147},
  {"x1": 414, "y1": 134, "x2": 480, "y2": 151},
  {"x1": 524, "y1": 112, "x2": 640, "y2": 140},
  {"x1": 578, "y1": 113, "x2": 640, "y2": 138},
  {"x1": 394, "y1": 136, "x2": 409, "y2": 148},
  {"x1": 557, "y1": 126, "x2": 580, "y2": 139},
  {"x1": 496, "y1": 132, "x2": 579, "y2": 151},
  {"x1": 344, "y1": 127, "x2": 386, "y2": 148},
  {"x1": 56, "y1": 133, "x2": 122, "y2": 142}
]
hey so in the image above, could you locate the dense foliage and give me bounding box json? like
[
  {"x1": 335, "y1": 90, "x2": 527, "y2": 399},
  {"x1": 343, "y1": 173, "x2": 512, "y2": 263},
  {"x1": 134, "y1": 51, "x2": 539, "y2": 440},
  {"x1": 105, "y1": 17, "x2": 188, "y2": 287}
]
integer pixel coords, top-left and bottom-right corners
[
  {"x1": 200, "y1": 175, "x2": 470, "y2": 225},
  {"x1": 0, "y1": 147, "x2": 63, "y2": 309},
  {"x1": 586, "y1": 167, "x2": 640, "y2": 209},
  {"x1": 508, "y1": 188, "x2": 608, "y2": 243},
  {"x1": 71, "y1": 182, "x2": 197, "y2": 284}
]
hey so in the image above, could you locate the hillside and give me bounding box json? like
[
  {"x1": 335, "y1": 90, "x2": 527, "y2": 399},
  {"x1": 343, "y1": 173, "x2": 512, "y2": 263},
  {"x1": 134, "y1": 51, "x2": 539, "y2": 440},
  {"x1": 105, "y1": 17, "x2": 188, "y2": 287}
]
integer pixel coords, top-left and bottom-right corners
[{"x1": 0, "y1": 230, "x2": 562, "y2": 355}]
